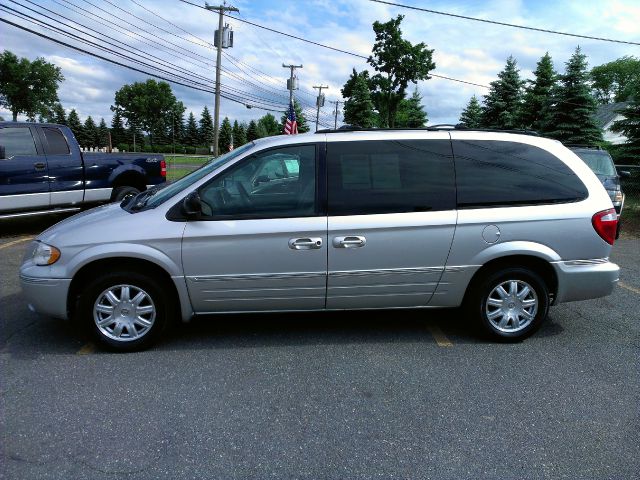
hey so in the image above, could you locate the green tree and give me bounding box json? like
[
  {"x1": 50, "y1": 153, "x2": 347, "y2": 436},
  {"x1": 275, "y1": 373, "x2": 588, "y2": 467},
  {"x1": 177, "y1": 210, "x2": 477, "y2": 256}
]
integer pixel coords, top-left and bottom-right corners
[
  {"x1": 459, "y1": 95, "x2": 483, "y2": 128},
  {"x1": 110, "y1": 109, "x2": 127, "y2": 146},
  {"x1": 66, "y1": 109, "x2": 83, "y2": 142},
  {"x1": 395, "y1": 88, "x2": 427, "y2": 127},
  {"x1": 184, "y1": 112, "x2": 199, "y2": 146},
  {"x1": 232, "y1": 120, "x2": 247, "y2": 147},
  {"x1": 0, "y1": 50, "x2": 64, "y2": 121},
  {"x1": 279, "y1": 100, "x2": 310, "y2": 133},
  {"x1": 53, "y1": 103, "x2": 66, "y2": 125},
  {"x1": 170, "y1": 105, "x2": 185, "y2": 145},
  {"x1": 590, "y1": 56, "x2": 640, "y2": 104},
  {"x1": 97, "y1": 118, "x2": 109, "y2": 149},
  {"x1": 259, "y1": 113, "x2": 281, "y2": 136},
  {"x1": 520, "y1": 52, "x2": 557, "y2": 132},
  {"x1": 610, "y1": 80, "x2": 640, "y2": 164},
  {"x1": 246, "y1": 119, "x2": 259, "y2": 141},
  {"x1": 367, "y1": 15, "x2": 435, "y2": 127},
  {"x1": 481, "y1": 56, "x2": 524, "y2": 129},
  {"x1": 219, "y1": 117, "x2": 233, "y2": 153},
  {"x1": 199, "y1": 106, "x2": 214, "y2": 147},
  {"x1": 112, "y1": 80, "x2": 182, "y2": 146},
  {"x1": 343, "y1": 72, "x2": 377, "y2": 127},
  {"x1": 548, "y1": 47, "x2": 603, "y2": 145},
  {"x1": 79, "y1": 116, "x2": 98, "y2": 149}
]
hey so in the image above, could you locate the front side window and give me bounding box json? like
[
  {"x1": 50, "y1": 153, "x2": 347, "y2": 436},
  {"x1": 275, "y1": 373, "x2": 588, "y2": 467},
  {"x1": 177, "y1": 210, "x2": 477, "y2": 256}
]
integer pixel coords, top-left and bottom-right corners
[
  {"x1": 327, "y1": 140, "x2": 456, "y2": 215},
  {"x1": 198, "y1": 145, "x2": 317, "y2": 219},
  {"x1": 453, "y1": 140, "x2": 588, "y2": 208},
  {"x1": 0, "y1": 127, "x2": 38, "y2": 158},
  {"x1": 43, "y1": 127, "x2": 70, "y2": 155}
]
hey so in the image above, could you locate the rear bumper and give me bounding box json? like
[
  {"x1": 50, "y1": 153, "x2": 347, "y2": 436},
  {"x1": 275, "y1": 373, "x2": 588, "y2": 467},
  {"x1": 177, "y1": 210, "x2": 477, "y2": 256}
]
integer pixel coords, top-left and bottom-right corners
[
  {"x1": 552, "y1": 259, "x2": 619, "y2": 303},
  {"x1": 20, "y1": 273, "x2": 71, "y2": 319}
]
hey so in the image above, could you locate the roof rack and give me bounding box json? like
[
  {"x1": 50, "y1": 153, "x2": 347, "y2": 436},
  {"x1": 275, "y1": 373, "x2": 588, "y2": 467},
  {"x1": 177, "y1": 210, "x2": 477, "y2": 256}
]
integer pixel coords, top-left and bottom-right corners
[{"x1": 316, "y1": 124, "x2": 541, "y2": 136}]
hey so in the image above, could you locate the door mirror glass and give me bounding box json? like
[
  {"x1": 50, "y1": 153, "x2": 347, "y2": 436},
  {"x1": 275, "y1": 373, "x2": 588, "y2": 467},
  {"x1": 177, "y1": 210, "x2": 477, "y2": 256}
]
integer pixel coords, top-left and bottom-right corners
[{"x1": 182, "y1": 191, "x2": 202, "y2": 218}]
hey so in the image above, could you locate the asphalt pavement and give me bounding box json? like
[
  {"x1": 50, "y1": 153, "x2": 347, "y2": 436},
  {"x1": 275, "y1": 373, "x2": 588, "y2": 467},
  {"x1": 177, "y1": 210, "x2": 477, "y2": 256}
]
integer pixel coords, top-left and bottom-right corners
[{"x1": 1, "y1": 214, "x2": 638, "y2": 480}]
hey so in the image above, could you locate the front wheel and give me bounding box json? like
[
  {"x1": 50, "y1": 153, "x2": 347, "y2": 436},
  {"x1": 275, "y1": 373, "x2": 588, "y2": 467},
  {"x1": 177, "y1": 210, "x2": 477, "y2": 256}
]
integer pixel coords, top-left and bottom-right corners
[
  {"x1": 77, "y1": 271, "x2": 171, "y2": 351},
  {"x1": 470, "y1": 268, "x2": 550, "y2": 342}
]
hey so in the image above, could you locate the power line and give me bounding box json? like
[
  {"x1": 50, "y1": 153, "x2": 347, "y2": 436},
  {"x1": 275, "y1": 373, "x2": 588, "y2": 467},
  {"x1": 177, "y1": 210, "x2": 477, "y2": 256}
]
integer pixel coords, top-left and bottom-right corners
[{"x1": 369, "y1": 0, "x2": 640, "y2": 46}]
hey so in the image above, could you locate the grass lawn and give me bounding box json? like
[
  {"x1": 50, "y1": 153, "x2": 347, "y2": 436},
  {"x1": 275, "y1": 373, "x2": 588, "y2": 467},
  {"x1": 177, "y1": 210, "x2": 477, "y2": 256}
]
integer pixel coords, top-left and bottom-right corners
[
  {"x1": 165, "y1": 155, "x2": 211, "y2": 166},
  {"x1": 167, "y1": 168, "x2": 197, "y2": 181}
]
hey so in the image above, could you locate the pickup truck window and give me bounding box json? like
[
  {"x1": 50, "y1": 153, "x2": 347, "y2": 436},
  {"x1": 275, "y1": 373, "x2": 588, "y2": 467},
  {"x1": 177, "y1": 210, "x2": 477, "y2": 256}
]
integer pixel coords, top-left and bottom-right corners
[
  {"x1": 43, "y1": 127, "x2": 70, "y2": 155},
  {"x1": 0, "y1": 127, "x2": 38, "y2": 158}
]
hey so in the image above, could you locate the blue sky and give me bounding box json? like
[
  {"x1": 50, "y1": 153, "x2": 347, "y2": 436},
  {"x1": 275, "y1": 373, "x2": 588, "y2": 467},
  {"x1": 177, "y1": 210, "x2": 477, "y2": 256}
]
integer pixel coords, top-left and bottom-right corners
[{"x1": 1, "y1": 0, "x2": 639, "y2": 127}]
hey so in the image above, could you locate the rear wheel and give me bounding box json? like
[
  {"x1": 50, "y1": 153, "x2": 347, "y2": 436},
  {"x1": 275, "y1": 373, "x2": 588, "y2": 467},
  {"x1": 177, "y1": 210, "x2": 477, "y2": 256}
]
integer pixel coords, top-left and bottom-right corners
[
  {"x1": 77, "y1": 271, "x2": 171, "y2": 351},
  {"x1": 470, "y1": 268, "x2": 549, "y2": 341},
  {"x1": 111, "y1": 185, "x2": 140, "y2": 202}
]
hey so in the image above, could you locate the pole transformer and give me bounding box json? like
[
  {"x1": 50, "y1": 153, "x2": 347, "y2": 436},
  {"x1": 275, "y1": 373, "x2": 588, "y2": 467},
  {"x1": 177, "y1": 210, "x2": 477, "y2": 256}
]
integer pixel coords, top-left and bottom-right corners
[
  {"x1": 205, "y1": 3, "x2": 238, "y2": 156},
  {"x1": 283, "y1": 64, "x2": 303, "y2": 108},
  {"x1": 313, "y1": 85, "x2": 328, "y2": 132}
]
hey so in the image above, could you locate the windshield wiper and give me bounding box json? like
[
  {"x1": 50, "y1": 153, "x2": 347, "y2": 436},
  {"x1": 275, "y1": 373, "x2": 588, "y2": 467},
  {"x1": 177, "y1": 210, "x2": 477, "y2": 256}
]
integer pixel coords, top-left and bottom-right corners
[{"x1": 129, "y1": 186, "x2": 161, "y2": 211}]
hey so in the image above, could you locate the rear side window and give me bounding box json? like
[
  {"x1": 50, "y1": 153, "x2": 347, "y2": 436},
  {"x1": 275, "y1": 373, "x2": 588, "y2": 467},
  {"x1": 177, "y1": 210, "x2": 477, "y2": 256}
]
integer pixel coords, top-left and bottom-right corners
[
  {"x1": 43, "y1": 127, "x2": 70, "y2": 155},
  {"x1": 327, "y1": 140, "x2": 456, "y2": 215},
  {"x1": 452, "y1": 140, "x2": 588, "y2": 208},
  {"x1": 0, "y1": 127, "x2": 38, "y2": 157}
]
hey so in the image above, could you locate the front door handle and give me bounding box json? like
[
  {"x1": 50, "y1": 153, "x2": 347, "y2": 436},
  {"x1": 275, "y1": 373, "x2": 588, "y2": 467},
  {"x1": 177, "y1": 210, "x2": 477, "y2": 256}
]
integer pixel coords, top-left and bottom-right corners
[
  {"x1": 34, "y1": 162, "x2": 46, "y2": 170},
  {"x1": 333, "y1": 236, "x2": 366, "y2": 248},
  {"x1": 289, "y1": 237, "x2": 323, "y2": 250}
]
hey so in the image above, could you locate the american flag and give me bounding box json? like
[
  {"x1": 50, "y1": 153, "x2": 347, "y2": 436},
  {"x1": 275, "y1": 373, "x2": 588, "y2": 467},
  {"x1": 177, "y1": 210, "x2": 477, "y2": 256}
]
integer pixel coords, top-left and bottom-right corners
[{"x1": 284, "y1": 101, "x2": 298, "y2": 135}]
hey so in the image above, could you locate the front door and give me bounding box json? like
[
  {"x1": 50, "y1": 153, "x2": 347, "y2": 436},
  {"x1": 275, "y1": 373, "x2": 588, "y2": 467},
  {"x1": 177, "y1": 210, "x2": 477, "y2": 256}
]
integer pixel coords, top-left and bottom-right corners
[
  {"x1": 182, "y1": 143, "x2": 327, "y2": 313},
  {"x1": 326, "y1": 136, "x2": 457, "y2": 309},
  {"x1": 0, "y1": 125, "x2": 50, "y2": 213}
]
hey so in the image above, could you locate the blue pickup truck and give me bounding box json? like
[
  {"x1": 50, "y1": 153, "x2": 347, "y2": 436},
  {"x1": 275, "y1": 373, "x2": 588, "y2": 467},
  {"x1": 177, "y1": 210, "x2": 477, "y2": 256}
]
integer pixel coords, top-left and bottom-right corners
[{"x1": 0, "y1": 122, "x2": 166, "y2": 219}]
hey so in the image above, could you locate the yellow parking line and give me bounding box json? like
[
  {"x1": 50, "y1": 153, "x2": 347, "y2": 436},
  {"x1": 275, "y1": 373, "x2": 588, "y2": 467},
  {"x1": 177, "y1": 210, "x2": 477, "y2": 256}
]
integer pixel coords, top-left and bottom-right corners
[
  {"x1": 76, "y1": 343, "x2": 95, "y2": 355},
  {"x1": 619, "y1": 281, "x2": 640, "y2": 295},
  {"x1": 428, "y1": 324, "x2": 453, "y2": 347},
  {"x1": 0, "y1": 236, "x2": 34, "y2": 250}
]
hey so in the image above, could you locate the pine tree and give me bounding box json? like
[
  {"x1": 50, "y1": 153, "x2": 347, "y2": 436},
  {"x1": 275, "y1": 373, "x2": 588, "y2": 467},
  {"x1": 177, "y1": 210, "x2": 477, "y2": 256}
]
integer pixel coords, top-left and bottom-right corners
[
  {"x1": 343, "y1": 73, "x2": 377, "y2": 127},
  {"x1": 219, "y1": 117, "x2": 233, "y2": 152},
  {"x1": 246, "y1": 120, "x2": 259, "y2": 141},
  {"x1": 520, "y1": 53, "x2": 557, "y2": 133},
  {"x1": 199, "y1": 106, "x2": 214, "y2": 147},
  {"x1": 80, "y1": 116, "x2": 98, "y2": 148},
  {"x1": 547, "y1": 47, "x2": 603, "y2": 145},
  {"x1": 66, "y1": 109, "x2": 83, "y2": 144},
  {"x1": 395, "y1": 88, "x2": 427, "y2": 127},
  {"x1": 53, "y1": 103, "x2": 66, "y2": 125},
  {"x1": 481, "y1": 56, "x2": 525, "y2": 129},
  {"x1": 610, "y1": 81, "x2": 640, "y2": 163},
  {"x1": 110, "y1": 109, "x2": 127, "y2": 146},
  {"x1": 258, "y1": 113, "x2": 280, "y2": 137},
  {"x1": 171, "y1": 105, "x2": 185, "y2": 145},
  {"x1": 459, "y1": 95, "x2": 483, "y2": 128},
  {"x1": 232, "y1": 120, "x2": 247, "y2": 147},
  {"x1": 184, "y1": 112, "x2": 199, "y2": 146},
  {"x1": 280, "y1": 100, "x2": 310, "y2": 133},
  {"x1": 97, "y1": 118, "x2": 109, "y2": 149}
]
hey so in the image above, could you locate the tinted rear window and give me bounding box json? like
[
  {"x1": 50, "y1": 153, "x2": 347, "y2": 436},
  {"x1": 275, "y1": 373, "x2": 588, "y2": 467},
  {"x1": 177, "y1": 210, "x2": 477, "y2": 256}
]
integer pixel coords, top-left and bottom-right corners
[
  {"x1": 328, "y1": 140, "x2": 456, "y2": 215},
  {"x1": 43, "y1": 127, "x2": 70, "y2": 155},
  {"x1": 452, "y1": 140, "x2": 588, "y2": 208},
  {"x1": 572, "y1": 150, "x2": 616, "y2": 176},
  {"x1": 0, "y1": 127, "x2": 38, "y2": 157}
]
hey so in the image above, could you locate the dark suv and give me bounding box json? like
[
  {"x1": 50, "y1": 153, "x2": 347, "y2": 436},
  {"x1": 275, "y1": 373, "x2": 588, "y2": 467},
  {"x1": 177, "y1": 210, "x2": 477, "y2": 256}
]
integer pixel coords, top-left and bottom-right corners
[{"x1": 569, "y1": 146, "x2": 629, "y2": 238}]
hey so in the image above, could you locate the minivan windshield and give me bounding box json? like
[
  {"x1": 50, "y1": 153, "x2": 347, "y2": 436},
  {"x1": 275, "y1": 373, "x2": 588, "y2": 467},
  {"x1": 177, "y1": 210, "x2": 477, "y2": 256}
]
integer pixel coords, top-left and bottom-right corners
[
  {"x1": 574, "y1": 150, "x2": 617, "y2": 176},
  {"x1": 132, "y1": 142, "x2": 255, "y2": 210}
]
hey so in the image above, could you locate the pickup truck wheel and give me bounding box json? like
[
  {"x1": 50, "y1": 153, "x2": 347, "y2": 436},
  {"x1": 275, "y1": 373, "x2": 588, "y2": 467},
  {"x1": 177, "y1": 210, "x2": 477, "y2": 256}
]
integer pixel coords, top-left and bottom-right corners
[
  {"x1": 470, "y1": 268, "x2": 549, "y2": 342},
  {"x1": 112, "y1": 186, "x2": 140, "y2": 202},
  {"x1": 78, "y1": 272, "x2": 170, "y2": 351}
]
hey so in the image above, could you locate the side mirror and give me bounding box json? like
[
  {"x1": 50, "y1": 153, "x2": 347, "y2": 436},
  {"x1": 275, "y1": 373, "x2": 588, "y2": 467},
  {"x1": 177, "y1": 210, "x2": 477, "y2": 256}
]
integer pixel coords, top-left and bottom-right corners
[
  {"x1": 182, "y1": 191, "x2": 202, "y2": 218},
  {"x1": 0, "y1": 146, "x2": 5, "y2": 159},
  {"x1": 618, "y1": 170, "x2": 631, "y2": 179}
]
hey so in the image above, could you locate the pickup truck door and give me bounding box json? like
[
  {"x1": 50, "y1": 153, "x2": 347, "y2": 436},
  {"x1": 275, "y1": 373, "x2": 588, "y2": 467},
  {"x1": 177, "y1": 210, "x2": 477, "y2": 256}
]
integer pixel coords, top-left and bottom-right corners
[
  {"x1": 0, "y1": 125, "x2": 50, "y2": 213},
  {"x1": 38, "y1": 126, "x2": 84, "y2": 207}
]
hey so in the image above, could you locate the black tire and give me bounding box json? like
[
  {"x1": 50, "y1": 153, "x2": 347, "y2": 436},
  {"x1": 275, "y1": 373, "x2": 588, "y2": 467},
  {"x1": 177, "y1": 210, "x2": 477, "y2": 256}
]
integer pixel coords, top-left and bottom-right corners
[
  {"x1": 111, "y1": 185, "x2": 140, "y2": 202},
  {"x1": 76, "y1": 271, "x2": 171, "y2": 351},
  {"x1": 468, "y1": 267, "x2": 550, "y2": 342}
]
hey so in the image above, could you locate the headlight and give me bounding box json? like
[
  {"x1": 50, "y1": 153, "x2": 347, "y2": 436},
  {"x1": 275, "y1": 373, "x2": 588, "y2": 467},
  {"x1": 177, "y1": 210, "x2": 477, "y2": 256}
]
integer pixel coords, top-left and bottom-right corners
[{"x1": 32, "y1": 242, "x2": 61, "y2": 266}]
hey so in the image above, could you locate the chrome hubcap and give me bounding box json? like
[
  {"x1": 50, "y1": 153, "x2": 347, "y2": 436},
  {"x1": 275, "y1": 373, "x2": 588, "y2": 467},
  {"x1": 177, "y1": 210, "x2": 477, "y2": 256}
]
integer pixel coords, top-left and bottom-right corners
[
  {"x1": 486, "y1": 280, "x2": 538, "y2": 333},
  {"x1": 93, "y1": 285, "x2": 156, "y2": 342}
]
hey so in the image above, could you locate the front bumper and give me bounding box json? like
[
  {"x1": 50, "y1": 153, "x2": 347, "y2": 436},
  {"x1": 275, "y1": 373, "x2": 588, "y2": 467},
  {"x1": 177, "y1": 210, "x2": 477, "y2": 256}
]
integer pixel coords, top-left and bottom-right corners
[
  {"x1": 552, "y1": 259, "x2": 619, "y2": 304},
  {"x1": 20, "y1": 273, "x2": 71, "y2": 319}
]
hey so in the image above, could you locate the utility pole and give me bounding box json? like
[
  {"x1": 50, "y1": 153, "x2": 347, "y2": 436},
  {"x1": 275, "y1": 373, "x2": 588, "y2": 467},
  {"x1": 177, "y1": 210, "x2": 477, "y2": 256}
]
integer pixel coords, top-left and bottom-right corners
[
  {"x1": 206, "y1": 2, "x2": 238, "y2": 156},
  {"x1": 313, "y1": 85, "x2": 328, "y2": 132},
  {"x1": 283, "y1": 64, "x2": 303, "y2": 107},
  {"x1": 330, "y1": 100, "x2": 341, "y2": 129}
]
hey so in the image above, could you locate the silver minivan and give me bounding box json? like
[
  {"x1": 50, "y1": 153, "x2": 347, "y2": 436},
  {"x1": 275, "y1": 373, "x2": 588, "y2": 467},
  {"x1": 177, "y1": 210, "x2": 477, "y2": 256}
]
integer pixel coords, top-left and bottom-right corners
[{"x1": 20, "y1": 129, "x2": 620, "y2": 350}]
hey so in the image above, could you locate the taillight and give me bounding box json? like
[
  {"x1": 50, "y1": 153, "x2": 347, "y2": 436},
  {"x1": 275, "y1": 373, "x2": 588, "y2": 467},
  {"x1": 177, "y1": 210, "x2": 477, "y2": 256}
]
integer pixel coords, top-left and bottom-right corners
[
  {"x1": 592, "y1": 208, "x2": 617, "y2": 245},
  {"x1": 160, "y1": 159, "x2": 166, "y2": 177}
]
